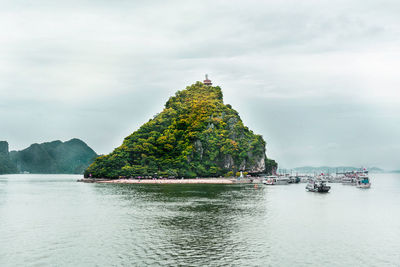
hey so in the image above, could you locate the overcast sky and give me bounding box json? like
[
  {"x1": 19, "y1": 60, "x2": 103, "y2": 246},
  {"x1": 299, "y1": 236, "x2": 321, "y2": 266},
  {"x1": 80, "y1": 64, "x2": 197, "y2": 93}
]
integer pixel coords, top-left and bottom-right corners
[{"x1": 1, "y1": 0, "x2": 400, "y2": 170}]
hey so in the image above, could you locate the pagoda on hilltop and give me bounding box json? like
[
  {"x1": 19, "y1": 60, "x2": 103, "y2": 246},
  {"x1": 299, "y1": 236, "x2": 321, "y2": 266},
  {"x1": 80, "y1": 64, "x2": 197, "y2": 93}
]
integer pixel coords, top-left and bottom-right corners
[{"x1": 203, "y1": 74, "x2": 212, "y2": 86}]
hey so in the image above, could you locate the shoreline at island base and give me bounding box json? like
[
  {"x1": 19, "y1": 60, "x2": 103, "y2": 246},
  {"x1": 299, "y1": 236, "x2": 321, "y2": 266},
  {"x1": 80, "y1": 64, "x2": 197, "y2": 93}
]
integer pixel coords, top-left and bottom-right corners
[{"x1": 77, "y1": 178, "x2": 262, "y2": 184}]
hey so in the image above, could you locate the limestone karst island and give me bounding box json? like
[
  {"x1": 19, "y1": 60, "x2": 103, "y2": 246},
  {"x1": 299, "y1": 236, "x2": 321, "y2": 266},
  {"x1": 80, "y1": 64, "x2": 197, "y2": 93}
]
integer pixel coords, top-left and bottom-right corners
[
  {"x1": 0, "y1": 139, "x2": 97, "y2": 175},
  {"x1": 83, "y1": 76, "x2": 277, "y2": 183}
]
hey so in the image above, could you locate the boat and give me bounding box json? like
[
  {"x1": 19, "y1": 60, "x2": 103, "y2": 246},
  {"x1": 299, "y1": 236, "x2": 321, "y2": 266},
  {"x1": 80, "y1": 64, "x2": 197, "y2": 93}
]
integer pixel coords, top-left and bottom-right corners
[
  {"x1": 299, "y1": 175, "x2": 312, "y2": 183},
  {"x1": 356, "y1": 174, "x2": 371, "y2": 188},
  {"x1": 263, "y1": 176, "x2": 277, "y2": 185},
  {"x1": 340, "y1": 168, "x2": 371, "y2": 186},
  {"x1": 306, "y1": 180, "x2": 331, "y2": 193},
  {"x1": 341, "y1": 176, "x2": 356, "y2": 184},
  {"x1": 263, "y1": 176, "x2": 289, "y2": 185},
  {"x1": 341, "y1": 172, "x2": 357, "y2": 184},
  {"x1": 275, "y1": 177, "x2": 290, "y2": 185},
  {"x1": 315, "y1": 173, "x2": 334, "y2": 183},
  {"x1": 288, "y1": 175, "x2": 301, "y2": 184},
  {"x1": 332, "y1": 174, "x2": 345, "y2": 183}
]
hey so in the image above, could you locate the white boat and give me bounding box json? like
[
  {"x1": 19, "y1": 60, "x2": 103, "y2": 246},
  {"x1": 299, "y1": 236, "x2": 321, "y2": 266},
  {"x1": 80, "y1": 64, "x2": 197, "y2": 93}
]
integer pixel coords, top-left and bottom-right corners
[
  {"x1": 263, "y1": 176, "x2": 276, "y2": 185},
  {"x1": 340, "y1": 168, "x2": 371, "y2": 186},
  {"x1": 263, "y1": 176, "x2": 289, "y2": 185},
  {"x1": 315, "y1": 173, "x2": 333, "y2": 182},
  {"x1": 356, "y1": 175, "x2": 371, "y2": 188}
]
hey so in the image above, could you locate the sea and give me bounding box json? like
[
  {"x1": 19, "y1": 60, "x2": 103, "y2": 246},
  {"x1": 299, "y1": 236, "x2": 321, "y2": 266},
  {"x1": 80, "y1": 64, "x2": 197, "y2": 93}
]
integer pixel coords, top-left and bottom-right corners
[{"x1": 0, "y1": 173, "x2": 399, "y2": 266}]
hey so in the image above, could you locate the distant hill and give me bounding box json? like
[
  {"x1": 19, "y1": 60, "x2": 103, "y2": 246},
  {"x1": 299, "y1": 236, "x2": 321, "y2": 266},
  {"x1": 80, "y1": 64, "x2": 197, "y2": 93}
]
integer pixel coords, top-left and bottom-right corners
[
  {"x1": 292, "y1": 166, "x2": 384, "y2": 174},
  {"x1": 10, "y1": 139, "x2": 97, "y2": 174},
  {"x1": 368, "y1": 167, "x2": 385, "y2": 173},
  {"x1": 0, "y1": 141, "x2": 18, "y2": 174}
]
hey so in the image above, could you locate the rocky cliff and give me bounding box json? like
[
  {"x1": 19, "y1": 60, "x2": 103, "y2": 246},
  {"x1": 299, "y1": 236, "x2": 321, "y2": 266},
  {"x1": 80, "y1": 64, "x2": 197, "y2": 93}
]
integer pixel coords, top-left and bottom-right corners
[{"x1": 85, "y1": 81, "x2": 277, "y2": 178}]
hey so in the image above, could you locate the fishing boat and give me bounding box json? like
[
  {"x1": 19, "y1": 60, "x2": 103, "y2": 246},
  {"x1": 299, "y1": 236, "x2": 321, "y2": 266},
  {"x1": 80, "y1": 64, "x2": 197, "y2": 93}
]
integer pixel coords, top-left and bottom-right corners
[{"x1": 306, "y1": 180, "x2": 331, "y2": 193}]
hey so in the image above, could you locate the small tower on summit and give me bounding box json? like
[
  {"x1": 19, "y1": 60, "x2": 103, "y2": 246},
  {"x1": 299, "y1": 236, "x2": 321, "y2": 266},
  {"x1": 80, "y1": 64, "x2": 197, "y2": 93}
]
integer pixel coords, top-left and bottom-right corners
[{"x1": 203, "y1": 74, "x2": 212, "y2": 86}]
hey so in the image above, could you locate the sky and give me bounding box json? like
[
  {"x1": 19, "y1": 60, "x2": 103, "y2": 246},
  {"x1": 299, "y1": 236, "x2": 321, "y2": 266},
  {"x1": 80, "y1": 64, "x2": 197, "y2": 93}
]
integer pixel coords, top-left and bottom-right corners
[{"x1": 1, "y1": 0, "x2": 400, "y2": 170}]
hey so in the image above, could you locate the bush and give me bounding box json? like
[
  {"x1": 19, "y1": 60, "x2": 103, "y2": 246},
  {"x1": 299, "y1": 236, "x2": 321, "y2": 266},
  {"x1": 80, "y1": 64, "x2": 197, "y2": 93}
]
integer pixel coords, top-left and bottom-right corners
[{"x1": 225, "y1": 171, "x2": 234, "y2": 177}]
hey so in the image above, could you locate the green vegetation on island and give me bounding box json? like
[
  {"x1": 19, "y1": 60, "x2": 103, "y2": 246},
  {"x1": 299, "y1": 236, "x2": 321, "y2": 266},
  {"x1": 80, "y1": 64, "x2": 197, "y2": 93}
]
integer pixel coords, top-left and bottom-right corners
[
  {"x1": 85, "y1": 82, "x2": 277, "y2": 178},
  {"x1": 9, "y1": 139, "x2": 98, "y2": 174}
]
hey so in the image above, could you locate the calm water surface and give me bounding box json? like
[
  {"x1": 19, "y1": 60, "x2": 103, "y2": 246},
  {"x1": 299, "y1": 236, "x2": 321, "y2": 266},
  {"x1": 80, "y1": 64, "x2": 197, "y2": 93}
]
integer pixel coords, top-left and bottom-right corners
[{"x1": 1, "y1": 173, "x2": 399, "y2": 266}]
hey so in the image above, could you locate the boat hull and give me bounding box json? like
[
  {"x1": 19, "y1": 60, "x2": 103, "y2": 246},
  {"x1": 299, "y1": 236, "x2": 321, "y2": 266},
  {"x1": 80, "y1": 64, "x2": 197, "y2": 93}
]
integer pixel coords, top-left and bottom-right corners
[
  {"x1": 263, "y1": 181, "x2": 274, "y2": 185},
  {"x1": 356, "y1": 183, "x2": 371, "y2": 189},
  {"x1": 306, "y1": 187, "x2": 331, "y2": 192}
]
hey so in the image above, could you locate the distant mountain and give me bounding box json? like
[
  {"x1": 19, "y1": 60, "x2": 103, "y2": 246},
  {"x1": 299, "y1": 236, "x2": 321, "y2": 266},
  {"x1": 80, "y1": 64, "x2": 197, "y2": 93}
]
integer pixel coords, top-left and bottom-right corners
[
  {"x1": 0, "y1": 141, "x2": 18, "y2": 174},
  {"x1": 292, "y1": 166, "x2": 384, "y2": 174},
  {"x1": 368, "y1": 167, "x2": 385, "y2": 173},
  {"x1": 10, "y1": 139, "x2": 98, "y2": 174}
]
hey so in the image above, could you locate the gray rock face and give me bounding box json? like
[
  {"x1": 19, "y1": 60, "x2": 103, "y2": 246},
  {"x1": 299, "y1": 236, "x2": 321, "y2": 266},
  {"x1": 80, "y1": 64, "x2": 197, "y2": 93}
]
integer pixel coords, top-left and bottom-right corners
[
  {"x1": 248, "y1": 153, "x2": 266, "y2": 173},
  {"x1": 223, "y1": 154, "x2": 234, "y2": 169},
  {"x1": 237, "y1": 147, "x2": 266, "y2": 173}
]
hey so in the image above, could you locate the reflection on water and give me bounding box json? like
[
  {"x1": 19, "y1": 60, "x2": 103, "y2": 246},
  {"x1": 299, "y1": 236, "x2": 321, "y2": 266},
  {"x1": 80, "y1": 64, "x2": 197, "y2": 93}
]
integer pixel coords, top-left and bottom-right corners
[
  {"x1": 93, "y1": 184, "x2": 268, "y2": 266},
  {"x1": 1, "y1": 174, "x2": 400, "y2": 266}
]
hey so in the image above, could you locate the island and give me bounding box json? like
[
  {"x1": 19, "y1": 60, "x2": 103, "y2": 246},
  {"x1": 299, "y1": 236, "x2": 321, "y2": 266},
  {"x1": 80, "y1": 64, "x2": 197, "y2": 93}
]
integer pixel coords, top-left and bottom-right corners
[
  {"x1": 0, "y1": 139, "x2": 98, "y2": 174},
  {"x1": 84, "y1": 77, "x2": 277, "y2": 183}
]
